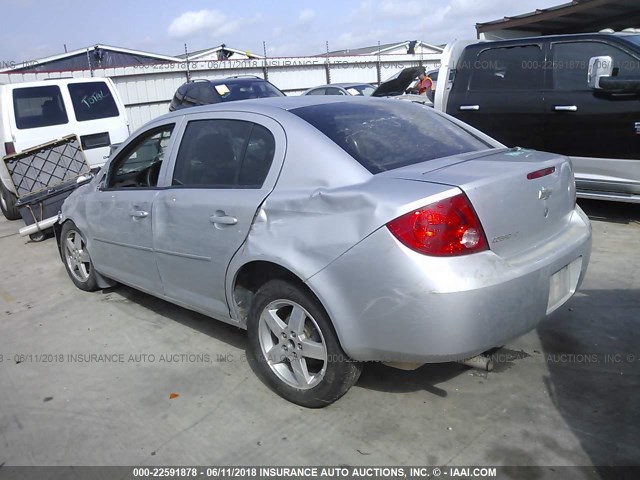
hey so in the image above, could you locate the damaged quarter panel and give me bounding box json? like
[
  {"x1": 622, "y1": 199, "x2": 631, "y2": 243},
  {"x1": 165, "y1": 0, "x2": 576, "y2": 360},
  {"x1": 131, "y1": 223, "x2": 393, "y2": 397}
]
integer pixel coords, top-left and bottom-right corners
[{"x1": 226, "y1": 111, "x2": 460, "y2": 324}]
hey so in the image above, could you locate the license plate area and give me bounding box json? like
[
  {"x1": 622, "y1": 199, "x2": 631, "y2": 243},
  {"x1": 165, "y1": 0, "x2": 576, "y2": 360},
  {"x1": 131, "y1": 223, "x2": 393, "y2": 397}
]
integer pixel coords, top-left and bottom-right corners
[{"x1": 547, "y1": 257, "x2": 582, "y2": 314}]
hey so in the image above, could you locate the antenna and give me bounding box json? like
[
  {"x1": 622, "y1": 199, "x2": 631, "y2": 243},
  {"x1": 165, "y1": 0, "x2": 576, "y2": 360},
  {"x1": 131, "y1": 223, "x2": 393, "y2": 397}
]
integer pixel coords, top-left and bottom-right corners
[{"x1": 184, "y1": 43, "x2": 190, "y2": 82}]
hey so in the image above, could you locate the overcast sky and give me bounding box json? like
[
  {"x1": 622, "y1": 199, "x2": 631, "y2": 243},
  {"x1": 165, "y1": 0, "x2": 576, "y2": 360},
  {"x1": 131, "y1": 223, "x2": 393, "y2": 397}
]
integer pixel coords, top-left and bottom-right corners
[{"x1": 1, "y1": 0, "x2": 564, "y2": 61}]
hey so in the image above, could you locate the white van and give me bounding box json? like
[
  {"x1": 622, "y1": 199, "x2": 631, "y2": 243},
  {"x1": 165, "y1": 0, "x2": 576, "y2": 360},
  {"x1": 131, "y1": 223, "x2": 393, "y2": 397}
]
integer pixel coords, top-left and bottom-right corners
[{"x1": 0, "y1": 77, "x2": 129, "y2": 219}]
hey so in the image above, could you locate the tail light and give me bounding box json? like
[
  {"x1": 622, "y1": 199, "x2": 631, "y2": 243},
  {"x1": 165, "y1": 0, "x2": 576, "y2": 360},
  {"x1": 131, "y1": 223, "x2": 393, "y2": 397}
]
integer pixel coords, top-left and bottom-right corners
[
  {"x1": 527, "y1": 166, "x2": 555, "y2": 180},
  {"x1": 4, "y1": 142, "x2": 15, "y2": 156},
  {"x1": 387, "y1": 193, "x2": 488, "y2": 257}
]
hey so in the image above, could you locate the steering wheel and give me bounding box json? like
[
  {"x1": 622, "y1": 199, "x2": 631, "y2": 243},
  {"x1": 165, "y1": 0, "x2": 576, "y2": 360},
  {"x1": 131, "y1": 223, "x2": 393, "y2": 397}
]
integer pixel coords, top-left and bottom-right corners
[{"x1": 144, "y1": 161, "x2": 162, "y2": 187}]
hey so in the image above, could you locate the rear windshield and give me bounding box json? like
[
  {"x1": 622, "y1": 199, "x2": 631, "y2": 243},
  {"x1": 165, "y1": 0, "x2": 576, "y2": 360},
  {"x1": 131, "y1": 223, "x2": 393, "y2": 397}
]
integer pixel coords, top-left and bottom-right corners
[
  {"x1": 13, "y1": 85, "x2": 68, "y2": 129},
  {"x1": 292, "y1": 101, "x2": 491, "y2": 174},
  {"x1": 68, "y1": 82, "x2": 120, "y2": 122}
]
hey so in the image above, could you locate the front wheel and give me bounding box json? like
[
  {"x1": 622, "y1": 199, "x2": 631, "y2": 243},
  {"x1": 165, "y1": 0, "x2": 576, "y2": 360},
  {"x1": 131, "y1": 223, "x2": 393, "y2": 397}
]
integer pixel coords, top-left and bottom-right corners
[
  {"x1": 60, "y1": 221, "x2": 99, "y2": 291},
  {"x1": 247, "y1": 279, "x2": 362, "y2": 408},
  {"x1": 0, "y1": 182, "x2": 21, "y2": 220}
]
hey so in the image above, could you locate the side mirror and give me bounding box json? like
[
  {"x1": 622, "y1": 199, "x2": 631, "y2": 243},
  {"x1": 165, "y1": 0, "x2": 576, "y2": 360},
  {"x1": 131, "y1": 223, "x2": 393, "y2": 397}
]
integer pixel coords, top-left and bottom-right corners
[
  {"x1": 587, "y1": 56, "x2": 613, "y2": 89},
  {"x1": 76, "y1": 172, "x2": 94, "y2": 184}
]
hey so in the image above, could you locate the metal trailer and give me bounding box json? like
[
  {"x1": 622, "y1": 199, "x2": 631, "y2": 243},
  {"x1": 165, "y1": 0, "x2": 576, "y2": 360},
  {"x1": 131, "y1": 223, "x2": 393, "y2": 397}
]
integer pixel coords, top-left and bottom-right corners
[{"x1": 3, "y1": 135, "x2": 92, "y2": 241}]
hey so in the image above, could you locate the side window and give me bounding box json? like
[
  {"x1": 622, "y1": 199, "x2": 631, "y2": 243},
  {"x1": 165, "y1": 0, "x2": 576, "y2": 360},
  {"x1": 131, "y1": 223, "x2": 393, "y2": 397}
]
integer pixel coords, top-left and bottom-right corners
[
  {"x1": 12, "y1": 85, "x2": 68, "y2": 129},
  {"x1": 108, "y1": 125, "x2": 174, "y2": 188},
  {"x1": 552, "y1": 41, "x2": 639, "y2": 90},
  {"x1": 172, "y1": 119, "x2": 253, "y2": 188},
  {"x1": 67, "y1": 82, "x2": 119, "y2": 121},
  {"x1": 238, "y1": 125, "x2": 276, "y2": 187},
  {"x1": 468, "y1": 45, "x2": 543, "y2": 91},
  {"x1": 307, "y1": 88, "x2": 326, "y2": 95}
]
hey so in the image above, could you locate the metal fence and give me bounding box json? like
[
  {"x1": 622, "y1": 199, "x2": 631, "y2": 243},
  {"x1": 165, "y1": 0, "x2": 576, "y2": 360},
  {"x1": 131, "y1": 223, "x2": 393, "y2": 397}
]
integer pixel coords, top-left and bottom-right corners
[{"x1": 0, "y1": 54, "x2": 441, "y2": 130}]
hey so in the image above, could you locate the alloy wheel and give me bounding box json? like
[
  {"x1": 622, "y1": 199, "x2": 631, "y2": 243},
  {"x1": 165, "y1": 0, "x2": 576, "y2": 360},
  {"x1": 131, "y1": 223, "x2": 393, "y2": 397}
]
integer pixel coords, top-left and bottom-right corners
[
  {"x1": 64, "y1": 229, "x2": 91, "y2": 283},
  {"x1": 258, "y1": 300, "x2": 328, "y2": 390}
]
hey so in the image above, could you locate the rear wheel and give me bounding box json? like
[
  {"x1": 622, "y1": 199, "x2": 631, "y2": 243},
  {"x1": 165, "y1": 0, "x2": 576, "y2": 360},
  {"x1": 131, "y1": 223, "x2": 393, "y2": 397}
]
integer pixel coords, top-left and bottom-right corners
[
  {"x1": 0, "y1": 182, "x2": 21, "y2": 221},
  {"x1": 247, "y1": 279, "x2": 362, "y2": 408},
  {"x1": 61, "y1": 221, "x2": 99, "y2": 291}
]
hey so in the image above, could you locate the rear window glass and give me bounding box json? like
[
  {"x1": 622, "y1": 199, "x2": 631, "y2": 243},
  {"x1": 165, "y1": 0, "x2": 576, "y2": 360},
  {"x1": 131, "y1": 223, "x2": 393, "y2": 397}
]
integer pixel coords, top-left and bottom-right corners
[
  {"x1": 291, "y1": 101, "x2": 491, "y2": 174},
  {"x1": 13, "y1": 85, "x2": 68, "y2": 129},
  {"x1": 68, "y1": 82, "x2": 119, "y2": 122}
]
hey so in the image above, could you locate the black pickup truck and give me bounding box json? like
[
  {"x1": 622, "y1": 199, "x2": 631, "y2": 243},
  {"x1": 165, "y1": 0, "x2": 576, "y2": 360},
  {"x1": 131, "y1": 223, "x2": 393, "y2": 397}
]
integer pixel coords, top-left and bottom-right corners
[{"x1": 434, "y1": 33, "x2": 640, "y2": 204}]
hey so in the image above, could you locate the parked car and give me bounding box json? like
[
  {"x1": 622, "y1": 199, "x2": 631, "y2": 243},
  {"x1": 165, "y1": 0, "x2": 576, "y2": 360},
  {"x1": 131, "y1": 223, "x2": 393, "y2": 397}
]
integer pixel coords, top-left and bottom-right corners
[
  {"x1": 434, "y1": 33, "x2": 640, "y2": 203},
  {"x1": 0, "y1": 77, "x2": 129, "y2": 220},
  {"x1": 302, "y1": 83, "x2": 375, "y2": 96},
  {"x1": 169, "y1": 76, "x2": 285, "y2": 111},
  {"x1": 57, "y1": 97, "x2": 591, "y2": 407}
]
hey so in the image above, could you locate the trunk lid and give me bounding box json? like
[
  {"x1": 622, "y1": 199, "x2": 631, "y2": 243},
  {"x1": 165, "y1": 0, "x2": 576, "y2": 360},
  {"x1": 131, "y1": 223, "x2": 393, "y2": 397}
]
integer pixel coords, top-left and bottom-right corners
[
  {"x1": 372, "y1": 67, "x2": 423, "y2": 97},
  {"x1": 387, "y1": 148, "x2": 576, "y2": 257}
]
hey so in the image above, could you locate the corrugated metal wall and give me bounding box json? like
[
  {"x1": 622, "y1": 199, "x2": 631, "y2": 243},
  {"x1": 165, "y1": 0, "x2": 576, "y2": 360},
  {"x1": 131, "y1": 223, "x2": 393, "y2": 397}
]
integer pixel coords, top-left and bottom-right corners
[{"x1": 0, "y1": 54, "x2": 441, "y2": 130}]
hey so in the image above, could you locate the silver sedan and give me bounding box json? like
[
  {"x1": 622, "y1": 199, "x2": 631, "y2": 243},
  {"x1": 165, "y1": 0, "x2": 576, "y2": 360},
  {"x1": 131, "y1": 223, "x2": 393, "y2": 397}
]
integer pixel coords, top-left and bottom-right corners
[
  {"x1": 57, "y1": 97, "x2": 592, "y2": 407},
  {"x1": 302, "y1": 83, "x2": 375, "y2": 96}
]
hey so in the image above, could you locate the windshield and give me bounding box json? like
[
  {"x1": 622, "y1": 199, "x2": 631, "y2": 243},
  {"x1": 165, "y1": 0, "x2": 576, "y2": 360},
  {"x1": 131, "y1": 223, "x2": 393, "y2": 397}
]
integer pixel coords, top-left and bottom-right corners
[
  {"x1": 292, "y1": 100, "x2": 492, "y2": 174},
  {"x1": 345, "y1": 85, "x2": 375, "y2": 96},
  {"x1": 215, "y1": 79, "x2": 285, "y2": 102},
  {"x1": 624, "y1": 35, "x2": 640, "y2": 48}
]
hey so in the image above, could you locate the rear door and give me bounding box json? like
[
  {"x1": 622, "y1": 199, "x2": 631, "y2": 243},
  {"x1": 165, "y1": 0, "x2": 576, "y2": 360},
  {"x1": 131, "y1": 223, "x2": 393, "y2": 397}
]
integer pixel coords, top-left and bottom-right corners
[
  {"x1": 10, "y1": 84, "x2": 72, "y2": 152},
  {"x1": 446, "y1": 43, "x2": 546, "y2": 150},
  {"x1": 153, "y1": 112, "x2": 285, "y2": 318},
  {"x1": 545, "y1": 39, "x2": 640, "y2": 191},
  {"x1": 65, "y1": 79, "x2": 129, "y2": 167},
  {"x1": 10, "y1": 80, "x2": 129, "y2": 169}
]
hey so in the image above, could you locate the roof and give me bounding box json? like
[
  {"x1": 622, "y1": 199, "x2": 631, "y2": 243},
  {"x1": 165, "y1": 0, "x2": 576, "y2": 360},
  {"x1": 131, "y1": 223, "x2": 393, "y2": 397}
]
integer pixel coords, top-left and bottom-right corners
[
  {"x1": 0, "y1": 44, "x2": 181, "y2": 73},
  {"x1": 188, "y1": 76, "x2": 266, "y2": 84},
  {"x1": 321, "y1": 40, "x2": 444, "y2": 56},
  {"x1": 155, "y1": 96, "x2": 400, "y2": 123},
  {"x1": 177, "y1": 45, "x2": 264, "y2": 60},
  {"x1": 476, "y1": 0, "x2": 640, "y2": 36}
]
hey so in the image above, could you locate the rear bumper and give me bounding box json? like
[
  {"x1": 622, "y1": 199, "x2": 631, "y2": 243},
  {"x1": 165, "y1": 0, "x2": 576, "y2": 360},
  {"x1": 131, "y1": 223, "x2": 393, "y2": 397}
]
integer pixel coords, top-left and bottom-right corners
[{"x1": 307, "y1": 207, "x2": 592, "y2": 363}]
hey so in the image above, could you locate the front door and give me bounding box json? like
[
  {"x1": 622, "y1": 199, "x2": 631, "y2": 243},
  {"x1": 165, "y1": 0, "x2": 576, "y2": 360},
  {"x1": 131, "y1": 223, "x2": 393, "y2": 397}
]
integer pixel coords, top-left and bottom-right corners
[
  {"x1": 85, "y1": 124, "x2": 176, "y2": 293},
  {"x1": 153, "y1": 113, "x2": 284, "y2": 319},
  {"x1": 545, "y1": 39, "x2": 640, "y2": 191}
]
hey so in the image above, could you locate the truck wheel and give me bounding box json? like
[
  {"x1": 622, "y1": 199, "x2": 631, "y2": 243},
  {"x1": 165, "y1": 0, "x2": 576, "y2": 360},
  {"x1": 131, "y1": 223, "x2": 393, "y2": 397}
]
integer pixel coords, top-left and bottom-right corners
[
  {"x1": 247, "y1": 279, "x2": 362, "y2": 408},
  {"x1": 61, "y1": 221, "x2": 99, "y2": 291},
  {"x1": 0, "y1": 182, "x2": 21, "y2": 221}
]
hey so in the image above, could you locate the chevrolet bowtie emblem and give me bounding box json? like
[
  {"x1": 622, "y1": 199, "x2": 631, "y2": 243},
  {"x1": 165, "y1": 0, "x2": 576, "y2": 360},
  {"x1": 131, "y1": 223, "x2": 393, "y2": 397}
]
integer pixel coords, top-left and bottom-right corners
[{"x1": 539, "y1": 187, "x2": 553, "y2": 200}]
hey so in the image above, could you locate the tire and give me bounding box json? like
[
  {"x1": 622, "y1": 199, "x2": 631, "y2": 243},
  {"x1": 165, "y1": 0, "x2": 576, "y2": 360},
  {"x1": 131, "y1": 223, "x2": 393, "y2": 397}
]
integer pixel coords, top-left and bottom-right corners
[
  {"x1": 247, "y1": 279, "x2": 362, "y2": 408},
  {"x1": 0, "y1": 182, "x2": 21, "y2": 221},
  {"x1": 29, "y1": 230, "x2": 47, "y2": 242},
  {"x1": 60, "y1": 221, "x2": 99, "y2": 292}
]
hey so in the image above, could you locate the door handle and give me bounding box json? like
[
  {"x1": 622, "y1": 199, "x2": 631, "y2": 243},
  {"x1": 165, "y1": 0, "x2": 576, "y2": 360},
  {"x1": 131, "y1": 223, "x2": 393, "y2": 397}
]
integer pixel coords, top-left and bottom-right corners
[
  {"x1": 210, "y1": 215, "x2": 238, "y2": 225},
  {"x1": 129, "y1": 210, "x2": 149, "y2": 219},
  {"x1": 554, "y1": 105, "x2": 578, "y2": 112},
  {"x1": 459, "y1": 105, "x2": 480, "y2": 111}
]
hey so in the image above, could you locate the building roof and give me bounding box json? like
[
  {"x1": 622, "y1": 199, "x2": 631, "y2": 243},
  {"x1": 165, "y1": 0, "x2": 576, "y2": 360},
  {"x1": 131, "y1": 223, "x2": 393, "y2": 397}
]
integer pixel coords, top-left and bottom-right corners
[
  {"x1": 177, "y1": 45, "x2": 263, "y2": 60},
  {"x1": 321, "y1": 40, "x2": 444, "y2": 56},
  {"x1": 476, "y1": 0, "x2": 640, "y2": 37},
  {"x1": 1, "y1": 44, "x2": 181, "y2": 73}
]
